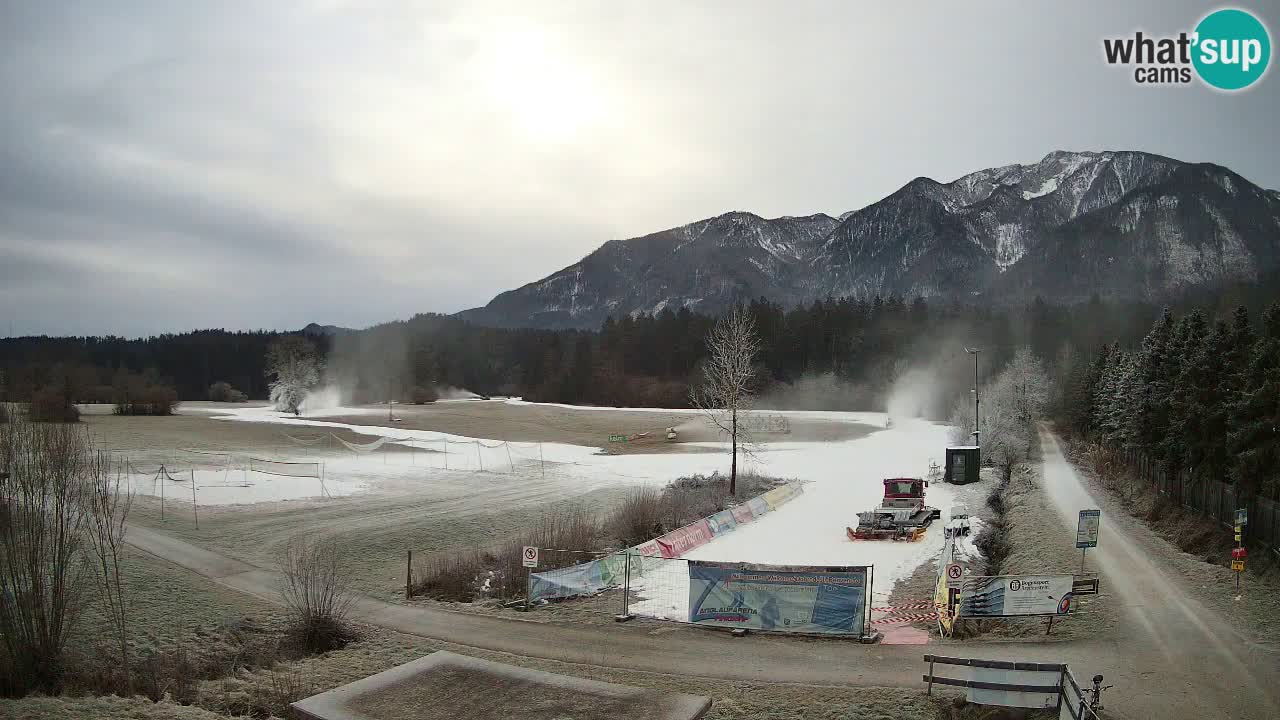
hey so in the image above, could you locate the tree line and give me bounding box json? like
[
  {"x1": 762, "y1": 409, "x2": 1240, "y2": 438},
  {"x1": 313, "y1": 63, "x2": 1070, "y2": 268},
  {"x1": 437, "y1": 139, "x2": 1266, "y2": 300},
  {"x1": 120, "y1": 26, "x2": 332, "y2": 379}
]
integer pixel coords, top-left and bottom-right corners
[
  {"x1": 1058, "y1": 301, "x2": 1280, "y2": 499},
  {"x1": 1, "y1": 296, "x2": 1149, "y2": 412}
]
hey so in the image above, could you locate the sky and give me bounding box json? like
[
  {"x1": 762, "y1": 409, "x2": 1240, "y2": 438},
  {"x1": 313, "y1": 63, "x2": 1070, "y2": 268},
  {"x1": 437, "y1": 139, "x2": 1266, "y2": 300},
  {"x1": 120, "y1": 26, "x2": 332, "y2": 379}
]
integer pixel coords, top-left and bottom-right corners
[{"x1": 3, "y1": 1, "x2": 1278, "y2": 337}]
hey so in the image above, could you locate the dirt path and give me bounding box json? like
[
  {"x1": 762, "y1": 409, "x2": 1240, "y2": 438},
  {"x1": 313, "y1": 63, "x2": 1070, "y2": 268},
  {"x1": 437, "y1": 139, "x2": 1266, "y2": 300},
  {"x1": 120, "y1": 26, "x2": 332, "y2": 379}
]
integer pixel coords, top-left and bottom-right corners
[
  {"x1": 126, "y1": 516, "x2": 1275, "y2": 718},
  {"x1": 1038, "y1": 428, "x2": 1280, "y2": 718}
]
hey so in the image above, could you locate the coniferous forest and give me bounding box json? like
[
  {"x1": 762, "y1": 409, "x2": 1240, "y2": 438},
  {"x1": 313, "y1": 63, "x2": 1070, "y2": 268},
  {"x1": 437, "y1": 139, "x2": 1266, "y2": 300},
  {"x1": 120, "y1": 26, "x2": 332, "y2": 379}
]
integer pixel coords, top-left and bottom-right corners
[
  {"x1": 1, "y1": 295, "x2": 1157, "y2": 411},
  {"x1": 3, "y1": 276, "x2": 1278, "y2": 480},
  {"x1": 1059, "y1": 301, "x2": 1280, "y2": 499}
]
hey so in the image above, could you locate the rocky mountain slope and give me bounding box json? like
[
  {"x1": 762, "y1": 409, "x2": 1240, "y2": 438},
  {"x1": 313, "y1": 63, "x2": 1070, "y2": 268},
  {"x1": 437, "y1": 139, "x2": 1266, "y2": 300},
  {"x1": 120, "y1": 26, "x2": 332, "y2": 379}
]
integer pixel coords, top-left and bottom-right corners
[{"x1": 461, "y1": 151, "x2": 1280, "y2": 329}]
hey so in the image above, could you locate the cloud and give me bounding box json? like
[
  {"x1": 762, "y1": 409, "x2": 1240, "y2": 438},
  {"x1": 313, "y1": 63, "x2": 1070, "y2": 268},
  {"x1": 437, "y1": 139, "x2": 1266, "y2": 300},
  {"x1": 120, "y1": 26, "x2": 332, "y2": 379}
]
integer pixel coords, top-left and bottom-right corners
[{"x1": 1, "y1": 0, "x2": 1276, "y2": 335}]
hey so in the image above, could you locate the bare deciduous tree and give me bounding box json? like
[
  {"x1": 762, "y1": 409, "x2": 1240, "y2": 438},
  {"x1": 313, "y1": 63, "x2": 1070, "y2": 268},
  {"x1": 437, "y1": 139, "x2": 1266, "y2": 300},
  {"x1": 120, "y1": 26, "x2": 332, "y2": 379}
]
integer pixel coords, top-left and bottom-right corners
[
  {"x1": 279, "y1": 535, "x2": 356, "y2": 652},
  {"x1": 691, "y1": 306, "x2": 761, "y2": 495},
  {"x1": 85, "y1": 451, "x2": 134, "y2": 693}
]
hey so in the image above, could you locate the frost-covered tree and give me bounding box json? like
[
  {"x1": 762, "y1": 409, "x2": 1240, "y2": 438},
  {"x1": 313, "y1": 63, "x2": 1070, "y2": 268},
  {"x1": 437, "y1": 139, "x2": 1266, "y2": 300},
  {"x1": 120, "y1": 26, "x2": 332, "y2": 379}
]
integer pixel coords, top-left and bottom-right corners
[
  {"x1": 1230, "y1": 302, "x2": 1280, "y2": 495},
  {"x1": 691, "y1": 306, "x2": 761, "y2": 496},
  {"x1": 266, "y1": 336, "x2": 321, "y2": 415},
  {"x1": 949, "y1": 346, "x2": 1050, "y2": 479},
  {"x1": 1002, "y1": 346, "x2": 1050, "y2": 428}
]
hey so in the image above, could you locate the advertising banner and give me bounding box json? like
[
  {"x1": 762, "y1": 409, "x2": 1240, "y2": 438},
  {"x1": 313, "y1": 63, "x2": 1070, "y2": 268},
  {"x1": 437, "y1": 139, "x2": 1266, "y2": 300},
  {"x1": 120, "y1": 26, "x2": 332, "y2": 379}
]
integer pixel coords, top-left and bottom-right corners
[
  {"x1": 688, "y1": 561, "x2": 868, "y2": 635},
  {"x1": 762, "y1": 484, "x2": 797, "y2": 510},
  {"x1": 707, "y1": 509, "x2": 737, "y2": 535},
  {"x1": 530, "y1": 557, "x2": 608, "y2": 601},
  {"x1": 655, "y1": 519, "x2": 714, "y2": 558},
  {"x1": 959, "y1": 575, "x2": 1075, "y2": 618},
  {"x1": 633, "y1": 540, "x2": 661, "y2": 557},
  {"x1": 730, "y1": 503, "x2": 755, "y2": 525}
]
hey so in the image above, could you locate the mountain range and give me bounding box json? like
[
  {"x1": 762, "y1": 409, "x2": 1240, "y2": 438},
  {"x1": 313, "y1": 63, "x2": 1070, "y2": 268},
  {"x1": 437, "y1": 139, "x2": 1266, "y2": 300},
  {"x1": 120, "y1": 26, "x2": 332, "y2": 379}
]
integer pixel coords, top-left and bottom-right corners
[{"x1": 459, "y1": 151, "x2": 1280, "y2": 330}]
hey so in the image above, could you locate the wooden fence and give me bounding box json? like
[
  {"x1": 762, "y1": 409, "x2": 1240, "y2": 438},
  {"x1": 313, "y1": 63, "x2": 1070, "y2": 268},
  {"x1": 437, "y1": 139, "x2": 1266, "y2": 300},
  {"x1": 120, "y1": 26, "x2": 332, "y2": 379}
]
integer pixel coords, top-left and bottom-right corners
[{"x1": 1122, "y1": 449, "x2": 1280, "y2": 556}]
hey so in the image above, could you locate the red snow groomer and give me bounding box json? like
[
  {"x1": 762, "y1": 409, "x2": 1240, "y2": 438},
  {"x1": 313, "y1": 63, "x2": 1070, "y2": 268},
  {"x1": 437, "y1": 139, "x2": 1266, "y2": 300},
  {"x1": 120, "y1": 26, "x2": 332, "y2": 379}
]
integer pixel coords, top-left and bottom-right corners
[{"x1": 846, "y1": 478, "x2": 941, "y2": 542}]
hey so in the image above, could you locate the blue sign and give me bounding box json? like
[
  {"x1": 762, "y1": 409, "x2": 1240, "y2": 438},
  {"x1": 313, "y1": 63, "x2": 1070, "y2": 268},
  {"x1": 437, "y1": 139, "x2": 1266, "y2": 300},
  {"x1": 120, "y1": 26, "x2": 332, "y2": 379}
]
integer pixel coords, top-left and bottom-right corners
[{"x1": 688, "y1": 561, "x2": 867, "y2": 635}]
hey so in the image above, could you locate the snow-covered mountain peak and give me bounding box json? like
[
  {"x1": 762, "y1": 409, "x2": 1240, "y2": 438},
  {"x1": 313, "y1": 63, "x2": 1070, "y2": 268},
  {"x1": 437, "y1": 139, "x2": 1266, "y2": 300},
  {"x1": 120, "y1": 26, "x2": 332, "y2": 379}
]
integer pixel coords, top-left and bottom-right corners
[{"x1": 460, "y1": 150, "x2": 1280, "y2": 329}]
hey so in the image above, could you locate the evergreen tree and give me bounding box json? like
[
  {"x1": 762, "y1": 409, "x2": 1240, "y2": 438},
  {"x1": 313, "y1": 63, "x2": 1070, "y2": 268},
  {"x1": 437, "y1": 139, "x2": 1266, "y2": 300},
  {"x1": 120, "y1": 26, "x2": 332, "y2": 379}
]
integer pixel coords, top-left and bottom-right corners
[
  {"x1": 1129, "y1": 308, "x2": 1175, "y2": 457},
  {"x1": 1229, "y1": 303, "x2": 1280, "y2": 496}
]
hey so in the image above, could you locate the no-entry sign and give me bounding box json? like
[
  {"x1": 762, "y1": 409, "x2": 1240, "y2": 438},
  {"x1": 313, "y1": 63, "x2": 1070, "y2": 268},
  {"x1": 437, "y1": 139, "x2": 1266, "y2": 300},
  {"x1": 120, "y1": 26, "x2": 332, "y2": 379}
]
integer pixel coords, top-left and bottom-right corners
[{"x1": 522, "y1": 546, "x2": 539, "y2": 568}]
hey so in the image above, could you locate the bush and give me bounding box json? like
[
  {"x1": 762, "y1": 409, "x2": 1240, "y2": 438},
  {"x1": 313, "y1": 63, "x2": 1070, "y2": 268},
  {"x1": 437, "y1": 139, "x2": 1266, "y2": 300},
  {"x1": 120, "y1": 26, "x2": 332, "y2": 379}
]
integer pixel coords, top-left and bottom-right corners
[
  {"x1": 114, "y1": 384, "x2": 179, "y2": 416},
  {"x1": 207, "y1": 381, "x2": 248, "y2": 403},
  {"x1": 413, "y1": 505, "x2": 603, "y2": 602},
  {"x1": 610, "y1": 486, "x2": 665, "y2": 547},
  {"x1": 29, "y1": 388, "x2": 79, "y2": 422},
  {"x1": 410, "y1": 385, "x2": 438, "y2": 404},
  {"x1": 279, "y1": 536, "x2": 357, "y2": 653}
]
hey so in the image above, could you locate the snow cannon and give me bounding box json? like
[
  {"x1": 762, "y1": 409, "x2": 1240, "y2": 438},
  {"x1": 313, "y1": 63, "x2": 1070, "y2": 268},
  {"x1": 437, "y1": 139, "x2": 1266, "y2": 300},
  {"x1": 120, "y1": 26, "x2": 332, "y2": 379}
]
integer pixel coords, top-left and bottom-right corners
[{"x1": 846, "y1": 478, "x2": 941, "y2": 541}]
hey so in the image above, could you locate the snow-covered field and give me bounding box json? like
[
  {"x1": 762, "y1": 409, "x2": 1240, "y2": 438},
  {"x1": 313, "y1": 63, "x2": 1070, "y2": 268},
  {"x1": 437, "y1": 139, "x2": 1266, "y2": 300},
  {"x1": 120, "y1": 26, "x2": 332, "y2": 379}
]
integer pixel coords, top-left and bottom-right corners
[
  {"x1": 626, "y1": 416, "x2": 959, "y2": 621},
  {"x1": 118, "y1": 401, "x2": 961, "y2": 604}
]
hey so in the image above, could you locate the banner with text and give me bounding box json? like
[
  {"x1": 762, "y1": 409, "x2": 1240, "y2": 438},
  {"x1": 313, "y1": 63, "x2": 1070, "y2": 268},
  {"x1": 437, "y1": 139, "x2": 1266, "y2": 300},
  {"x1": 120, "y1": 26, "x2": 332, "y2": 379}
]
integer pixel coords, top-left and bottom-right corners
[
  {"x1": 959, "y1": 575, "x2": 1075, "y2": 618},
  {"x1": 688, "y1": 561, "x2": 868, "y2": 635}
]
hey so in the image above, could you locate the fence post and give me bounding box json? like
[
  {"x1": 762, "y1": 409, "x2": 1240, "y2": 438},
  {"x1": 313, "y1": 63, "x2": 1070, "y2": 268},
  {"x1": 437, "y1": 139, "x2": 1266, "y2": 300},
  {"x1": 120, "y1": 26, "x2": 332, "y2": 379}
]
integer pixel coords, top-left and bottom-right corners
[
  {"x1": 191, "y1": 468, "x2": 199, "y2": 529},
  {"x1": 926, "y1": 656, "x2": 935, "y2": 696},
  {"x1": 616, "y1": 551, "x2": 634, "y2": 622},
  {"x1": 406, "y1": 550, "x2": 413, "y2": 599}
]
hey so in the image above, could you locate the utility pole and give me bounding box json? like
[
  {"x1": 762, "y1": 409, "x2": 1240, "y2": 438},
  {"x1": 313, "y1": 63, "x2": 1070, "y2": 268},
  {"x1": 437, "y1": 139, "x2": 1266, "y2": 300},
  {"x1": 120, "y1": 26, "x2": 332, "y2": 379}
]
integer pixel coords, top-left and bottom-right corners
[{"x1": 964, "y1": 347, "x2": 981, "y2": 447}]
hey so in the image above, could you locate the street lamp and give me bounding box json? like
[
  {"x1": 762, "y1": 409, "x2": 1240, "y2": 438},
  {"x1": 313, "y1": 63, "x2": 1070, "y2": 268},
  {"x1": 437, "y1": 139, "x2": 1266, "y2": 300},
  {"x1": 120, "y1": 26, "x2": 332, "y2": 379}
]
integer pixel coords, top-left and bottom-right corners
[{"x1": 964, "y1": 347, "x2": 981, "y2": 447}]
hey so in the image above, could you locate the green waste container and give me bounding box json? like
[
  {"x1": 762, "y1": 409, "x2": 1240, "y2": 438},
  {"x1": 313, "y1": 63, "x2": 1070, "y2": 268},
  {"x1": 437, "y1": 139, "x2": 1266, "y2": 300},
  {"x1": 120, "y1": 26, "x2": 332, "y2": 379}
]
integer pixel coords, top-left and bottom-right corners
[{"x1": 945, "y1": 446, "x2": 981, "y2": 484}]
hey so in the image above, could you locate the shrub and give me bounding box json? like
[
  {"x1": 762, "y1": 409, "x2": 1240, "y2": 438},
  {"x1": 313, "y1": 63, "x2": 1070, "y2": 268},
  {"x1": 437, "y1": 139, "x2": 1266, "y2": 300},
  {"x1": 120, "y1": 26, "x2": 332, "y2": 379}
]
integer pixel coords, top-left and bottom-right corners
[
  {"x1": 413, "y1": 505, "x2": 604, "y2": 602},
  {"x1": 410, "y1": 385, "x2": 438, "y2": 404},
  {"x1": 610, "y1": 486, "x2": 665, "y2": 546},
  {"x1": 114, "y1": 384, "x2": 179, "y2": 416},
  {"x1": 0, "y1": 417, "x2": 92, "y2": 695},
  {"x1": 414, "y1": 551, "x2": 488, "y2": 601},
  {"x1": 29, "y1": 388, "x2": 79, "y2": 422},
  {"x1": 279, "y1": 536, "x2": 357, "y2": 653},
  {"x1": 208, "y1": 381, "x2": 248, "y2": 403}
]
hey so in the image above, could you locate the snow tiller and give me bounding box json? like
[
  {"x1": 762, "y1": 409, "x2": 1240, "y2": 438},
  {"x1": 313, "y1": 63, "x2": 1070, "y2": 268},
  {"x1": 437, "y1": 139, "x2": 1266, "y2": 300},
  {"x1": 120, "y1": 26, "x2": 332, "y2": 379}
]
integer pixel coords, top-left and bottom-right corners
[{"x1": 846, "y1": 478, "x2": 941, "y2": 541}]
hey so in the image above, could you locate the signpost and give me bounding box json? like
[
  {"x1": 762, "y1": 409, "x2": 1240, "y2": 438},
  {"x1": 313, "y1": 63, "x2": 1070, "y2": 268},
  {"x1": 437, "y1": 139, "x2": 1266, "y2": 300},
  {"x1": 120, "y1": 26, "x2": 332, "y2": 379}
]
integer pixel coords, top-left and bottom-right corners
[
  {"x1": 1076, "y1": 509, "x2": 1101, "y2": 573},
  {"x1": 1232, "y1": 509, "x2": 1247, "y2": 593},
  {"x1": 608, "y1": 434, "x2": 628, "y2": 443},
  {"x1": 945, "y1": 563, "x2": 963, "y2": 588},
  {"x1": 522, "y1": 546, "x2": 539, "y2": 612}
]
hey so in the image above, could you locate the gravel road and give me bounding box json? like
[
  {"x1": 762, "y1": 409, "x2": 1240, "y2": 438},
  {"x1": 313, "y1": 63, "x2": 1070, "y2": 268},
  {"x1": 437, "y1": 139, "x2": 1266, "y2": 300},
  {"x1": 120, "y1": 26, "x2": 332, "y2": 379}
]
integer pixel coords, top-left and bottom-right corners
[{"x1": 1038, "y1": 428, "x2": 1280, "y2": 719}]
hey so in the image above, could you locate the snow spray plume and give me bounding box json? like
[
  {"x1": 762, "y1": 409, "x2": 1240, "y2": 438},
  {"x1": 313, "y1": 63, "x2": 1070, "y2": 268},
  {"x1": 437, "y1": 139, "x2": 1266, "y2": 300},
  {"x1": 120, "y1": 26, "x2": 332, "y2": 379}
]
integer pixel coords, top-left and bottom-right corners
[
  {"x1": 323, "y1": 321, "x2": 412, "y2": 405},
  {"x1": 755, "y1": 373, "x2": 874, "y2": 411},
  {"x1": 885, "y1": 326, "x2": 997, "y2": 421},
  {"x1": 299, "y1": 384, "x2": 342, "y2": 413},
  {"x1": 435, "y1": 385, "x2": 480, "y2": 400}
]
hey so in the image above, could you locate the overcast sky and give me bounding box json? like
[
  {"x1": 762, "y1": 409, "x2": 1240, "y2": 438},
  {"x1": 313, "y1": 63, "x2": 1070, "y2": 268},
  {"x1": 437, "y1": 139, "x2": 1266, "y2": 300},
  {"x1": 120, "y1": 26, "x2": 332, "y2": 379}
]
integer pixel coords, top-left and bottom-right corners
[{"x1": 3, "y1": 1, "x2": 1278, "y2": 337}]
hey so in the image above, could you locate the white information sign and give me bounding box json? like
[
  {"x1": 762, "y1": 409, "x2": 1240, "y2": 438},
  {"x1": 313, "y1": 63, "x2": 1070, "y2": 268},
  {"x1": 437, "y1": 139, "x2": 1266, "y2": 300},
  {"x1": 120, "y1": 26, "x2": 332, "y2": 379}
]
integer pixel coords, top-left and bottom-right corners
[{"x1": 1075, "y1": 509, "x2": 1101, "y2": 549}]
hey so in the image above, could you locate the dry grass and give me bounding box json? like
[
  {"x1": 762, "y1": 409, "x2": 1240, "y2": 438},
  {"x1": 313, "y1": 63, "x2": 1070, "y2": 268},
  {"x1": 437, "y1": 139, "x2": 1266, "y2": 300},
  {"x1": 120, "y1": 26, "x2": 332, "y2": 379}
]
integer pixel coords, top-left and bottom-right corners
[
  {"x1": 608, "y1": 472, "x2": 784, "y2": 546},
  {"x1": 413, "y1": 504, "x2": 605, "y2": 602},
  {"x1": 967, "y1": 463, "x2": 1120, "y2": 640},
  {"x1": 0, "y1": 695, "x2": 250, "y2": 720},
  {"x1": 191, "y1": 621, "x2": 956, "y2": 720}
]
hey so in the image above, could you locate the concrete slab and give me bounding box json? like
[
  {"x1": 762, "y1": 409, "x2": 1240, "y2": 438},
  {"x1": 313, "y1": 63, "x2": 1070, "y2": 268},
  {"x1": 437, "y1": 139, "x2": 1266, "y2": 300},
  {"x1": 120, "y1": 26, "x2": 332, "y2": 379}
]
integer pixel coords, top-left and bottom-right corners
[{"x1": 289, "y1": 651, "x2": 712, "y2": 720}]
